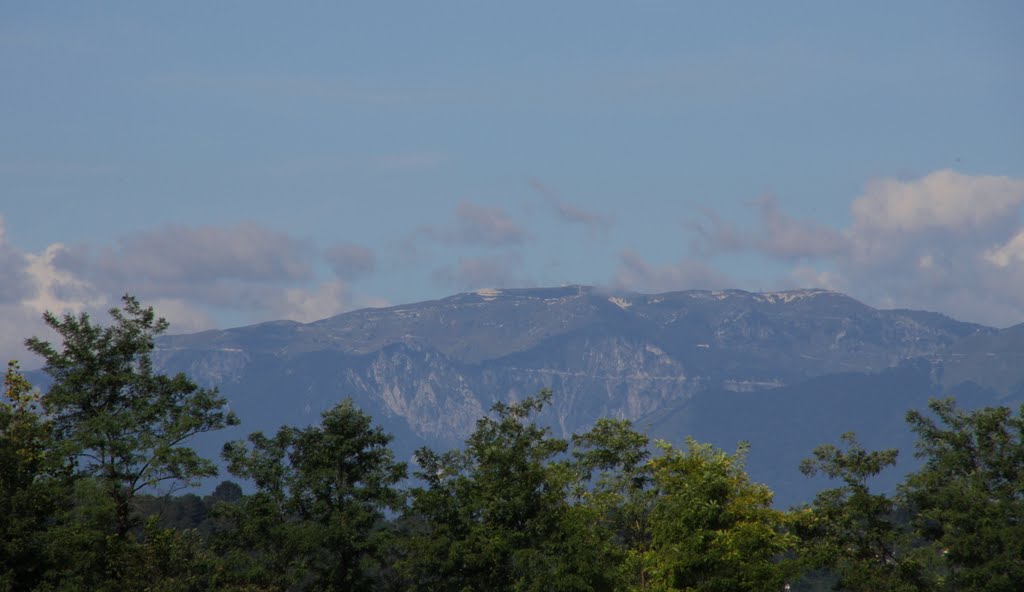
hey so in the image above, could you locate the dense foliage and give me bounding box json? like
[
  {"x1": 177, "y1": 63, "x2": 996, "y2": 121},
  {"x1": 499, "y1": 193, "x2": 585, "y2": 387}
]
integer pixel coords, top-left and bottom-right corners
[{"x1": 2, "y1": 296, "x2": 1022, "y2": 590}]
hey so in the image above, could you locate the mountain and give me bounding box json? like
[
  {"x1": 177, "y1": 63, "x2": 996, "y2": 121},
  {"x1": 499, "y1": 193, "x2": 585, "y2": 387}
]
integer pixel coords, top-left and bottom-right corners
[
  {"x1": 939, "y1": 321, "x2": 1024, "y2": 397},
  {"x1": 152, "y1": 286, "x2": 1018, "y2": 504}
]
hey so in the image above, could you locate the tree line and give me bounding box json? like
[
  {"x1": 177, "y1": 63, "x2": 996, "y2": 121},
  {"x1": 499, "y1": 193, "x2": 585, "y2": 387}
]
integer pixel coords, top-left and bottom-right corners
[{"x1": 2, "y1": 296, "x2": 1022, "y2": 591}]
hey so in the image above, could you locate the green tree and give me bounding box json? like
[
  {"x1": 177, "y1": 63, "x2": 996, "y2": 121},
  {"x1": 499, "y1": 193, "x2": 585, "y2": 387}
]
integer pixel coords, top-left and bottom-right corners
[
  {"x1": 25, "y1": 295, "x2": 238, "y2": 541},
  {"x1": 20, "y1": 296, "x2": 238, "y2": 591},
  {"x1": 642, "y1": 438, "x2": 796, "y2": 592},
  {"x1": 110, "y1": 516, "x2": 230, "y2": 592},
  {"x1": 571, "y1": 418, "x2": 656, "y2": 590},
  {"x1": 903, "y1": 399, "x2": 1024, "y2": 591},
  {"x1": 219, "y1": 398, "x2": 407, "y2": 591},
  {"x1": 0, "y1": 361, "x2": 71, "y2": 591},
  {"x1": 796, "y1": 432, "x2": 929, "y2": 592},
  {"x1": 400, "y1": 390, "x2": 616, "y2": 592}
]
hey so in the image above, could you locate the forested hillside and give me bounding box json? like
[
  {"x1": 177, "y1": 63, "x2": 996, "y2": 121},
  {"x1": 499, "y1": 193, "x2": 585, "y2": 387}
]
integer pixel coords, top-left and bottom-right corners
[{"x1": 3, "y1": 297, "x2": 1023, "y2": 591}]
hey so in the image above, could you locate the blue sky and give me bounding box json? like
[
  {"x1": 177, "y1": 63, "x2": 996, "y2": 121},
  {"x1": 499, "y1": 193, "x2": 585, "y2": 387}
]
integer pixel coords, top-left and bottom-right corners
[{"x1": 2, "y1": 2, "x2": 1023, "y2": 362}]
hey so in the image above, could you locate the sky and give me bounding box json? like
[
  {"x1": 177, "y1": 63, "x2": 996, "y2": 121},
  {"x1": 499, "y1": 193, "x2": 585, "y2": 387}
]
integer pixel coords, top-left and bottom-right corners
[{"x1": 2, "y1": 1, "x2": 1023, "y2": 365}]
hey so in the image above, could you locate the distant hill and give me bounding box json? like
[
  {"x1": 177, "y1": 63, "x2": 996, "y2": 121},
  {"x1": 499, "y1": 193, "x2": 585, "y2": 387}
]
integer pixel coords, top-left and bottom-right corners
[
  {"x1": 939, "y1": 321, "x2": 1024, "y2": 397},
  {"x1": 639, "y1": 359, "x2": 1016, "y2": 507},
  {"x1": 142, "y1": 286, "x2": 1021, "y2": 504}
]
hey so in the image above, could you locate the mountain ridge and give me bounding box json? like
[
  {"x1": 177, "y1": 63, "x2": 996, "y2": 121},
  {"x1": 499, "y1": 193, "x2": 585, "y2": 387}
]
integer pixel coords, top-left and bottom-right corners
[{"x1": 146, "y1": 286, "x2": 1019, "y2": 504}]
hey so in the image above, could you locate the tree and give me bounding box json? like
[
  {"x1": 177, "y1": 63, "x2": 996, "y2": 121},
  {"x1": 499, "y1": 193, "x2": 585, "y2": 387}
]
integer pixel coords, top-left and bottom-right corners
[
  {"x1": 571, "y1": 418, "x2": 656, "y2": 590},
  {"x1": 399, "y1": 390, "x2": 616, "y2": 592},
  {"x1": 25, "y1": 296, "x2": 238, "y2": 541},
  {"x1": 109, "y1": 516, "x2": 228, "y2": 592},
  {"x1": 643, "y1": 438, "x2": 796, "y2": 592},
  {"x1": 903, "y1": 399, "x2": 1024, "y2": 591},
  {"x1": 219, "y1": 398, "x2": 407, "y2": 591},
  {"x1": 796, "y1": 432, "x2": 929, "y2": 592},
  {"x1": 0, "y1": 361, "x2": 70, "y2": 591}
]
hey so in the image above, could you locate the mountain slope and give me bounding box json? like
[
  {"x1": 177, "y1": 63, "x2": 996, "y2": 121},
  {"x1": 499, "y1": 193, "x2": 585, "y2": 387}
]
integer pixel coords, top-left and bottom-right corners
[
  {"x1": 640, "y1": 359, "x2": 1018, "y2": 507},
  {"x1": 939, "y1": 322, "x2": 1024, "y2": 397},
  {"x1": 152, "y1": 286, "x2": 998, "y2": 471}
]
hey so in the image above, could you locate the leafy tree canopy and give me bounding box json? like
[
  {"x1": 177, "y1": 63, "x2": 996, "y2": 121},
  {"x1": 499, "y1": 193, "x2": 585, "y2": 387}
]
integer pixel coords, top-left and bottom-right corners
[
  {"x1": 903, "y1": 398, "x2": 1024, "y2": 591},
  {"x1": 219, "y1": 398, "x2": 407, "y2": 591}
]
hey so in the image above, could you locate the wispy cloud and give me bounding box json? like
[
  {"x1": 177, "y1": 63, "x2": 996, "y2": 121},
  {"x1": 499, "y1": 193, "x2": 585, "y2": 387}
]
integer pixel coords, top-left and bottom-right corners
[
  {"x1": 529, "y1": 179, "x2": 612, "y2": 239},
  {"x1": 432, "y1": 252, "x2": 527, "y2": 290},
  {"x1": 325, "y1": 243, "x2": 376, "y2": 281},
  {"x1": 419, "y1": 201, "x2": 528, "y2": 248},
  {"x1": 688, "y1": 194, "x2": 847, "y2": 260},
  {"x1": 610, "y1": 249, "x2": 731, "y2": 293},
  {"x1": 56, "y1": 222, "x2": 315, "y2": 287}
]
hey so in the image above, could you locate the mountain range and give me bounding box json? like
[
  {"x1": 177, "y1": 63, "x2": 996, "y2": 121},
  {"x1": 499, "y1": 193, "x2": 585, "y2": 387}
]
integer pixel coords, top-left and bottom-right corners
[{"x1": 153, "y1": 286, "x2": 1024, "y2": 506}]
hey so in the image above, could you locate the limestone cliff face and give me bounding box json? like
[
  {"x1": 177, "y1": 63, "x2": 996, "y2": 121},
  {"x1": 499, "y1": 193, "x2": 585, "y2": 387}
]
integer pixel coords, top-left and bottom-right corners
[{"x1": 153, "y1": 286, "x2": 993, "y2": 458}]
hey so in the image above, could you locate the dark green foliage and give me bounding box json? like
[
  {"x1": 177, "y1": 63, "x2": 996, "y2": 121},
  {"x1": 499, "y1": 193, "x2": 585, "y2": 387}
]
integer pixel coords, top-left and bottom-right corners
[
  {"x1": 108, "y1": 517, "x2": 226, "y2": 592},
  {"x1": 796, "y1": 433, "x2": 930, "y2": 591},
  {"x1": 399, "y1": 390, "x2": 617, "y2": 592},
  {"x1": 206, "y1": 480, "x2": 243, "y2": 505},
  {"x1": 571, "y1": 418, "x2": 656, "y2": 588},
  {"x1": 0, "y1": 362, "x2": 71, "y2": 591},
  {"x1": 903, "y1": 399, "x2": 1024, "y2": 591},
  {"x1": 25, "y1": 295, "x2": 238, "y2": 539},
  {"x1": 218, "y1": 399, "x2": 407, "y2": 591}
]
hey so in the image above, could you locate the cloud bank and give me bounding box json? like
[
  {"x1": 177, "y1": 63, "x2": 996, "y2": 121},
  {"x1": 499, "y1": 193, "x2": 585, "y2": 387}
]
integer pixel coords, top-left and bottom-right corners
[
  {"x1": 0, "y1": 219, "x2": 381, "y2": 365},
  {"x1": 684, "y1": 170, "x2": 1024, "y2": 327},
  {"x1": 3, "y1": 169, "x2": 1022, "y2": 369}
]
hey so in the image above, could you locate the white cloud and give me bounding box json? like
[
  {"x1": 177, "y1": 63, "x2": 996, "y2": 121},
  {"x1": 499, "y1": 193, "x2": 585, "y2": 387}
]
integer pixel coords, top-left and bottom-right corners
[
  {"x1": 23, "y1": 243, "x2": 105, "y2": 315},
  {"x1": 851, "y1": 170, "x2": 1024, "y2": 234},
  {"x1": 0, "y1": 218, "x2": 377, "y2": 365},
  {"x1": 983, "y1": 230, "x2": 1024, "y2": 268},
  {"x1": 0, "y1": 218, "x2": 107, "y2": 366},
  {"x1": 147, "y1": 299, "x2": 219, "y2": 334},
  {"x1": 693, "y1": 170, "x2": 1024, "y2": 326},
  {"x1": 274, "y1": 280, "x2": 352, "y2": 323},
  {"x1": 838, "y1": 171, "x2": 1024, "y2": 325}
]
